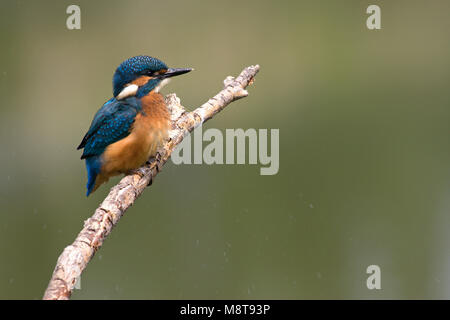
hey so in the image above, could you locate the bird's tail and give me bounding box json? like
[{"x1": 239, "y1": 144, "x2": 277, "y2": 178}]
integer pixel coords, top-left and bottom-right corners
[{"x1": 85, "y1": 156, "x2": 102, "y2": 196}]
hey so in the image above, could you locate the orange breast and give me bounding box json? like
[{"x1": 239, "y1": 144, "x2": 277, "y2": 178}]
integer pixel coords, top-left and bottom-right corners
[{"x1": 100, "y1": 92, "x2": 170, "y2": 178}]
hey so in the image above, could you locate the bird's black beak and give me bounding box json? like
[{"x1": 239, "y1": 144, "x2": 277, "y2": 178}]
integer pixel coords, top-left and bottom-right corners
[{"x1": 161, "y1": 67, "x2": 193, "y2": 79}]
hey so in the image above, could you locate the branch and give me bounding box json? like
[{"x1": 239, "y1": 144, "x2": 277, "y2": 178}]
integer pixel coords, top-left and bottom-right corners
[{"x1": 43, "y1": 65, "x2": 260, "y2": 300}]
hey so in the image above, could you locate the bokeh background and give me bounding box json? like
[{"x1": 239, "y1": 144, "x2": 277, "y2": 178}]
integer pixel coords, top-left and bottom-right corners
[{"x1": 0, "y1": 0, "x2": 449, "y2": 299}]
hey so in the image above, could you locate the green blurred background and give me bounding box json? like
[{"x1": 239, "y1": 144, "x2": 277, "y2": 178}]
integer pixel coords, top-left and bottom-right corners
[{"x1": 0, "y1": 0, "x2": 449, "y2": 299}]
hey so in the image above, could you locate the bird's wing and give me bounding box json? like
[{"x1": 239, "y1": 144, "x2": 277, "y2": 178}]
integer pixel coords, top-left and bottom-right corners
[{"x1": 77, "y1": 98, "x2": 140, "y2": 159}]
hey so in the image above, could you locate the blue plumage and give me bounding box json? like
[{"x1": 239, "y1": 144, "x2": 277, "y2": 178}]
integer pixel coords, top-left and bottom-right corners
[
  {"x1": 136, "y1": 78, "x2": 161, "y2": 98},
  {"x1": 113, "y1": 55, "x2": 167, "y2": 97},
  {"x1": 78, "y1": 97, "x2": 142, "y2": 159},
  {"x1": 78, "y1": 97, "x2": 143, "y2": 196},
  {"x1": 85, "y1": 156, "x2": 102, "y2": 196}
]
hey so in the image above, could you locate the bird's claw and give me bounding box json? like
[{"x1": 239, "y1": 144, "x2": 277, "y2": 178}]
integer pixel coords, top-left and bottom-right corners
[
  {"x1": 127, "y1": 168, "x2": 141, "y2": 176},
  {"x1": 146, "y1": 156, "x2": 156, "y2": 165}
]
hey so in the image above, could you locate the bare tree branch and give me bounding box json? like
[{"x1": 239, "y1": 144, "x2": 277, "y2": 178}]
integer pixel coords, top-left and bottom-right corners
[{"x1": 43, "y1": 65, "x2": 260, "y2": 300}]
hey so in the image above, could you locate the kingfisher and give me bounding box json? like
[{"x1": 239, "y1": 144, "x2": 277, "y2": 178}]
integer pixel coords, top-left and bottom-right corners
[{"x1": 77, "y1": 55, "x2": 192, "y2": 196}]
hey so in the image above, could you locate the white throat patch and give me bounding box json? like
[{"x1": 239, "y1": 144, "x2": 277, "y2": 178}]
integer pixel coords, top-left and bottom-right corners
[
  {"x1": 116, "y1": 78, "x2": 171, "y2": 100},
  {"x1": 154, "y1": 78, "x2": 171, "y2": 93},
  {"x1": 116, "y1": 84, "x2": 138, "y2": 100}
]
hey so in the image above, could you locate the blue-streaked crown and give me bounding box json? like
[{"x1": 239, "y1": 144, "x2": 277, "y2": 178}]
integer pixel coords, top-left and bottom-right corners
[{"x1": 113, "y1": 55, "x2": 168, "y2": 97}]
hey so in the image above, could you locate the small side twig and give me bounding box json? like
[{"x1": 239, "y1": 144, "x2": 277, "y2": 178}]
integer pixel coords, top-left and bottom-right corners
[{"x1": 43, "y1": 64, "x2": 260, "y2": 300}]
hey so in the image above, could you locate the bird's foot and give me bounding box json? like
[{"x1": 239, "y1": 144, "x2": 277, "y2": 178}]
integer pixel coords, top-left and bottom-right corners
[
  {"x1": 126, "y1": 168, "x2": 141, "y2": 176},
  {"x1": 146, "y1": 156, "x2": 156, "y2": 165}
]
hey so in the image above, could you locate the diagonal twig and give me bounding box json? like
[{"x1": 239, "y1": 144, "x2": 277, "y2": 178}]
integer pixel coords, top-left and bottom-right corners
[{"x1": 43, "y1": 64, "x2": 260, "y2": 300}]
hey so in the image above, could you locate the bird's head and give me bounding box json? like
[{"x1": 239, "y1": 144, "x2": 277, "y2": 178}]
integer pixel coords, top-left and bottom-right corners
[{"x1": 113, "y1": 55, "x2": 192, "y2": 100}]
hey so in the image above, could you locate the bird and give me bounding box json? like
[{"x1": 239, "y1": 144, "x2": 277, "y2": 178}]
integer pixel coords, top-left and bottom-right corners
[{"x1": 77, "y1": 55, "x2": 192, "y2": 196}]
